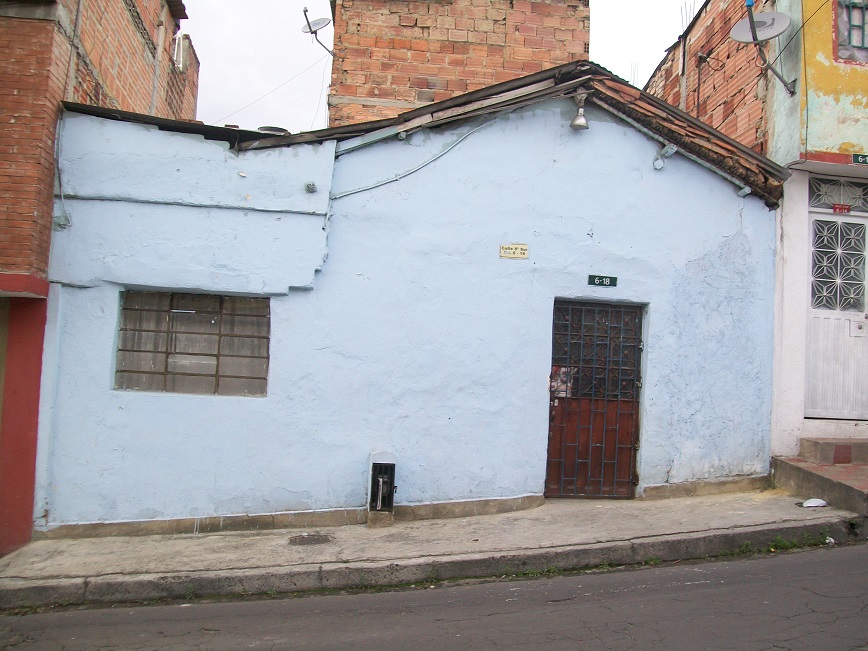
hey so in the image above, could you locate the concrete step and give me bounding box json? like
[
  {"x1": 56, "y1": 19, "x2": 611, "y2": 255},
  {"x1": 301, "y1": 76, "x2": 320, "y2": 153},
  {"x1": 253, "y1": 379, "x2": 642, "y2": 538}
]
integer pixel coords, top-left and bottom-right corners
[
  {"x1": 772, "y1": 456, "x2": 868, "y2": 516},
  {"x1": 798, "y1": 437, "x2": 868, "y2": 465}
]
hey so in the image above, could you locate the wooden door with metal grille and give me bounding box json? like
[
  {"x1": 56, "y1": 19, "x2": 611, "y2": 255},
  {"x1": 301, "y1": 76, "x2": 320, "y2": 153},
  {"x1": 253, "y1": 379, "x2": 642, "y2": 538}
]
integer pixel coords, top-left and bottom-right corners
[{"x1": 546, "y1": 300, "x2": 643, "y2": 498}]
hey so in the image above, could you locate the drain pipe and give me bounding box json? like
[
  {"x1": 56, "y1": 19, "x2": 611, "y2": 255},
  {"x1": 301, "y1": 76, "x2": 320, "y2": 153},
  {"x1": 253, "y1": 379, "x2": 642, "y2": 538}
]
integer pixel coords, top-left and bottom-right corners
[
  {"x1": 149, "y1": 2, "x2": 168, "y2": 114},
  {"x1": 64, "y1": 0, "x2": 85, "y2": 101}
]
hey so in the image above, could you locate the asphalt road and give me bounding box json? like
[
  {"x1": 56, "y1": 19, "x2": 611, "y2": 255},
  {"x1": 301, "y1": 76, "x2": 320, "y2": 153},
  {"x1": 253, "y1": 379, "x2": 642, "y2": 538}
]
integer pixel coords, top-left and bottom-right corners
[{"x1": 1, "y1": 544, "x2": 866, "y2": 650}]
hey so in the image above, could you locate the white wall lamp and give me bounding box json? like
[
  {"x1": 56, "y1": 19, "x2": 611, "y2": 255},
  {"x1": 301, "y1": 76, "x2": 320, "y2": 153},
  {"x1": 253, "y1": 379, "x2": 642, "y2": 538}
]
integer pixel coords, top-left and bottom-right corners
[
  {"x1": 652, "y1": 143, "x2": 678, "y2": 170},
  {"x1": 570, "y1": 93, "x2": 589, "y2": 130}
]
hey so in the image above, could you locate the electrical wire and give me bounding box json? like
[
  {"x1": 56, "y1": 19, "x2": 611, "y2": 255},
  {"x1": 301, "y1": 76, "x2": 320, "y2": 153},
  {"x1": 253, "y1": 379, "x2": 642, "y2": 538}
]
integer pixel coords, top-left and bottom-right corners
[
  {"x1": 213, "y1": 55, "x2": 329, "y2": 125},
  {"x1": 714, "y1": 0, "x2": 829, "y2": 131},
  {"x1": 770, "y1": 0, "x2": 829, "y2": 67},
  {"x1": 54, "y1": 115, "x2": 72, "y2": 229},
  {"x1": 309, "y1": 56, "x2": 331, "y2": 131},
  {"x1": 331, "y1": 121, "x2": 493, "y2": 200}
]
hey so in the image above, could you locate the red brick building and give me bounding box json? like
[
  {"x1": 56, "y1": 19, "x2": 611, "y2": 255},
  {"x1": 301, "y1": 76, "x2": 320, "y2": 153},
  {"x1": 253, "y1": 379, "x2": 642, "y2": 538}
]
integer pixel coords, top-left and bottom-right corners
[
  {"x1": 329, "y1": 0, "x2": 590, "y2": 126},
  {"x1": 643, "y1": 0, "x2": 775, "y2": 154},
  {"x1": 0, "y1": 0, "x2": 199, "y2": 555}
]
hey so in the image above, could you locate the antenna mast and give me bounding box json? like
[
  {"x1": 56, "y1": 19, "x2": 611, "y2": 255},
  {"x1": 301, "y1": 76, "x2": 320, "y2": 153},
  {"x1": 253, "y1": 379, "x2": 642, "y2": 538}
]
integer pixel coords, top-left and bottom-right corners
[
  {"x1": 302, "y1": 7, "x2": 334, "y2": 57},
  {"x1": 737, "y1": 0, "x2": 796, "y2": 95}
]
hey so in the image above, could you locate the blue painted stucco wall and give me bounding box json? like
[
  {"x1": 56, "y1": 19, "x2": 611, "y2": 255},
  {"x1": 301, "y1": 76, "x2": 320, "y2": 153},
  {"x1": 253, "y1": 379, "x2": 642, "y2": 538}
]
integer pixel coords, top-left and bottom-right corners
[{"x1": 36, "y1": 101, "x2": 776, "y2": 528}]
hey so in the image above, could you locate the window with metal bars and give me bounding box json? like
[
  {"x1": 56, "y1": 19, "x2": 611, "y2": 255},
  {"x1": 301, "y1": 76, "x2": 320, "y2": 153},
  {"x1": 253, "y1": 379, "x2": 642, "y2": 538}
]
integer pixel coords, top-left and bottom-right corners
[
  {"x1": 811, "y1": 220, "x2": 866, "y2": 312},
  {"x1": 115, "y1": 291, "x2": 270, "y2": 397},
  {"x1": 839, "y1": 0, "x2": 868, "y2": 62}
]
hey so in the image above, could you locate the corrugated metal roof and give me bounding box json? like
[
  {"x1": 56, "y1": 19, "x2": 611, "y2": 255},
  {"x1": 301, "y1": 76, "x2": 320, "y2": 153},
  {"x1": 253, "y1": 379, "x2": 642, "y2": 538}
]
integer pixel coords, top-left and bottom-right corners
[
  {"x1": 61, "y1": 102, "x2": 264, "y2": 147},
  {"x1": 246, "y1": 61, "x2": 788, "y2": 206},
  {"x1": 63, "y1": 61, "x2": 789, "y2": 207}
]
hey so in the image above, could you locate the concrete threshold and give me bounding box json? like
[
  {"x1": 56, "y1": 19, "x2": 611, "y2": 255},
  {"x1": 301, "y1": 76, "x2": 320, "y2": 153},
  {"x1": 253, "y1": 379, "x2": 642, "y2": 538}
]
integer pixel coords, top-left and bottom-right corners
[
  {"x1": 1, "y1": 491, "x2": 864, "y2": 610},
  {"x1": 772, "y1": 456, "x2": 868, "y2": 515}
]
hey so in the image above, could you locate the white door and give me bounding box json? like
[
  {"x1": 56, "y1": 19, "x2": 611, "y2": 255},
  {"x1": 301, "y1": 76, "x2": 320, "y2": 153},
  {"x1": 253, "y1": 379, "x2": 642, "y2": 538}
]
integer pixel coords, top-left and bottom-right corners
[{"x1": 805, "y1": 178, "x2": 868, "y2": 419}]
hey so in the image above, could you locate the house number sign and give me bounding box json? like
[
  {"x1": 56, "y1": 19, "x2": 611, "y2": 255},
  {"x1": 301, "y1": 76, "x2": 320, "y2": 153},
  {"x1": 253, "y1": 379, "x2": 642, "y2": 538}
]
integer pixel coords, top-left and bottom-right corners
[
  {"x1": 854, "y1": 154, "x2": 868, "y2": 166},
  {"x1": 588, "y1": 275, "x2": 617, "y2": 287}
]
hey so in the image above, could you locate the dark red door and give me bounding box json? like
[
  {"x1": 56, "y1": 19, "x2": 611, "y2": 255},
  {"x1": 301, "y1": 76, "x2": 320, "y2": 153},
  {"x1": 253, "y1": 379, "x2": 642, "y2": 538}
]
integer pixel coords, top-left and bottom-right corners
[{"x1": 546, "y1": 301, "x2": 643, "y2": 498}]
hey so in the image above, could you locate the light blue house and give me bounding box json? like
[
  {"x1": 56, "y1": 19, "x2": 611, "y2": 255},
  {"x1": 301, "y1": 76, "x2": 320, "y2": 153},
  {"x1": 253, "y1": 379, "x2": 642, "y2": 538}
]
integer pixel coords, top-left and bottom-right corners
[{"x1": 36, "y1": 63, "x2": 789, "y2": 535}]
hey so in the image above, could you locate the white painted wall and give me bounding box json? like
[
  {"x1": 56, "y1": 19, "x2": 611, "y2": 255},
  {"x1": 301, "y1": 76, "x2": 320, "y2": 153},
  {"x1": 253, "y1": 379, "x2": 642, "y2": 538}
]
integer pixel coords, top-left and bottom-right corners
[
  {"x1": 771, "y1": 171, "x2": 868, "y2": 456},
  {"x1": 771, "y1": 172, "x2": 811, "y2": 456},
  {"x1": 37, "y1": 103, "x2": 777, "y2": 528},
  {"x1": 768, "y1": 0, "x2": 804, "y2": 167}
]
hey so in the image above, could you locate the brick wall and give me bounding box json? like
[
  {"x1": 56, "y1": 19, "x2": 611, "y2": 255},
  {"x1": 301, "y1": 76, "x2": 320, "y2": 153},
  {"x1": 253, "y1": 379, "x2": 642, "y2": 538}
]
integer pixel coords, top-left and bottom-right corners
[
  {"x1": 58, "y1": 0, "x2": 198, "y2": 120},
  {"x1": 644, "y1": 0, "x2": 773, "y2": 154},
  {"x1": 0, "y1": 18, "x2": 64, "y2": 278},
  {"x1": 0, "y1": 0, "x2": 199, "y2": 281},
  {"x1": 329, "y1": 0, "x2": 590, "y2": 126}
]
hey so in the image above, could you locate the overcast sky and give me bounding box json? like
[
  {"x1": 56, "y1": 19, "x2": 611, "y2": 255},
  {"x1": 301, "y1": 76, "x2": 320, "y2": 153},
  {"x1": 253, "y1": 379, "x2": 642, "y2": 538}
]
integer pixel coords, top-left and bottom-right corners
[{"x1": 181, "y1": 0, "x2": 698, "y2": 133}]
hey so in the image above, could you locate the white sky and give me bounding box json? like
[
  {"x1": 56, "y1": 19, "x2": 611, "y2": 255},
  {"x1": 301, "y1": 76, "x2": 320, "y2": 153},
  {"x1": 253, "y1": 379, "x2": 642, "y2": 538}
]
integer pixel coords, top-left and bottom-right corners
[{"x1": 181, "y1": 0, "x2": 697, "y2": 133}]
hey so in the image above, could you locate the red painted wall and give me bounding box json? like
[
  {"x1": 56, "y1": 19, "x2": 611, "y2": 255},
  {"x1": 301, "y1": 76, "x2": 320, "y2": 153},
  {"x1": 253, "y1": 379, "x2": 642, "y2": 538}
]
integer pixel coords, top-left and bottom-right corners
[{"x1": 0, "y1": 298, "x2": 47, "y2": 556}]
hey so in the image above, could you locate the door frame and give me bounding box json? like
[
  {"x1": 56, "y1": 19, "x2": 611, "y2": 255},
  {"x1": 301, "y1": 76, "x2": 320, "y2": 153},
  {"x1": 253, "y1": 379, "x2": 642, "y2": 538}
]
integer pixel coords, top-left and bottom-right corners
[{"x1": 545, "y1": 298, "x2": 646, "y2": 499}]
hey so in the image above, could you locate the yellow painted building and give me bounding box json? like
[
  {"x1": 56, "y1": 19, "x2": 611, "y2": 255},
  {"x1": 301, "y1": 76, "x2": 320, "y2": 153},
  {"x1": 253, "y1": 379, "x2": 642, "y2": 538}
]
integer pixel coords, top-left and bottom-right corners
[{"x1": 771, "y1": 0, "x2": 867, "y2": 164}]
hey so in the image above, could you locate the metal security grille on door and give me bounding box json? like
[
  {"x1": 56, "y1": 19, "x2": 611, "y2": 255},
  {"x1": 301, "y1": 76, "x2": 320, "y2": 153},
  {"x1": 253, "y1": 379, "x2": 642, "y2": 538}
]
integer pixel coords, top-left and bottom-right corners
[
  {"x1": 806, "y1": 215, "x2": 868, "y2": 418},
  {"x1": 546, "y1": 301, "x2": 643, "y2": 498},
  {"x1": 805, "y1": 177, "x2": 868, "y2": 419}
]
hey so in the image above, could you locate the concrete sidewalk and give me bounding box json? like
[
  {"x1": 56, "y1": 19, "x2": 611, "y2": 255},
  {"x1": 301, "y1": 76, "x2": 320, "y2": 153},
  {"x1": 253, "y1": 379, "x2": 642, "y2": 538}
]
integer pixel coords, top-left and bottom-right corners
[{"x1": 1, "y1": 490, "x2": 865, "y2": 610}]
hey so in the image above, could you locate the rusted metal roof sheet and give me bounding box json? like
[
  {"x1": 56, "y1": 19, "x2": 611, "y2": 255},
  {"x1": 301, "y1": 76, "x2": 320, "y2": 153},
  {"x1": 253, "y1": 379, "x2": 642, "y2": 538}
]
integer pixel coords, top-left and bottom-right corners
[
  {"x1": 246, "y1": 61, "x2": 789, "y2": 206},
  {"x1": 587, "y1": 73, "x2": 787, "y2": 208},
  {"x1": 61, "y1": 102, "x2": 264, "y2": 147},
  {"x1": 64, "y1": 60, "x2": 789, "y2": 207}
]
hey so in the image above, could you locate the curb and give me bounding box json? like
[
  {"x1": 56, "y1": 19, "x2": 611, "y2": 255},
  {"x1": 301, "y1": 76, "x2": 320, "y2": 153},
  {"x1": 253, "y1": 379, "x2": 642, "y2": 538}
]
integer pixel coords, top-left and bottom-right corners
[{"x1": 1, "y1": 515, "x2": 863, "y2": 610}]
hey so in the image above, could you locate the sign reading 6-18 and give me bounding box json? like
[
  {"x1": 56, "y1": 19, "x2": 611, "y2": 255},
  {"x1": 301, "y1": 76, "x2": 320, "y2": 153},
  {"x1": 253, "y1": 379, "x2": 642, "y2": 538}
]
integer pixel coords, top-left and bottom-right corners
[{"x1": 588, "y1": 275, "x2": 618, "y2": 287}]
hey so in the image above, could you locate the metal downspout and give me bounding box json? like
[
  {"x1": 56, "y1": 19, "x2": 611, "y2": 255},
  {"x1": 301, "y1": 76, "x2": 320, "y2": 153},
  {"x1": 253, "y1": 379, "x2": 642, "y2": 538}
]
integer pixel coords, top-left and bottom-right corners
[
  {"x1": 63, "y1": 0, "x2": 85, "y2": 101},
  {"x1": 149, "y1": 3, "x2": 168, "y2": 115}
]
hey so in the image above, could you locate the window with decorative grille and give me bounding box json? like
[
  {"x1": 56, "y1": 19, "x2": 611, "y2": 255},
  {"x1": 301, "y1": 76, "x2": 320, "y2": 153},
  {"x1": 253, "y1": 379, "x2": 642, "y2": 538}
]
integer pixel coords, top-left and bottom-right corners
[
  {"x1": 115, "y1": 292, "x2": 270, "y2": 397},
  {"x1": 811, "y1": 220, "x2": 866, "y2": 312},
  {"x1": 839, "y1": 0, "x2": 868, "y2": 62}
]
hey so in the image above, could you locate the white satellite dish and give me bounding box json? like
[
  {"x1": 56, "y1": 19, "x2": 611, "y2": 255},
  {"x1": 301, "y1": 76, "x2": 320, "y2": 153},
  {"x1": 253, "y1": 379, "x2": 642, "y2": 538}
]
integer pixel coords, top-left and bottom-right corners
[
  {"x1": 302, "y1": 17, "x2": 331, "y2": 34},
  {"x1": 728, "y1": 8, "x2": 796, "y2": 96},
  {"x1": 301, "y1": 7, "x2": 334, "y2": 56},
  {"x1": 730, "y1": 11, "x2": 790, "y2": 43}
]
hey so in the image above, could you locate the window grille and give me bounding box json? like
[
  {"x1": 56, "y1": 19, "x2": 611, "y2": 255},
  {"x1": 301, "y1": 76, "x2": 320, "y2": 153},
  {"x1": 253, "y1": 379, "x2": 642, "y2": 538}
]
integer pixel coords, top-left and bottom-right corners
[
  {"x1": 115, "y1": 292, "x2": 270, "y2": 397},
  {"x1": 550, "y1": 302, "x2": 642, "y2": 401},
  {"x1": 839, "y1": 0, "x2": 868, "y2": 62},
  {"x1": 810, "y1": 177, "x2": 868, "y2": 215},
  {"x1": 811, "y1": 220, "x2": 866, "y2": 311}
]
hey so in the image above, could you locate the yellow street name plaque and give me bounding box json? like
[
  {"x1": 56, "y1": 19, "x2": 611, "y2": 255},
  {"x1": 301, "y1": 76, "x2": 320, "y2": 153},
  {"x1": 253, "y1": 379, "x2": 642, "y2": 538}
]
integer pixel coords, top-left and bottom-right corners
[{"x1": 500, "y1": 244, "x2": 528, "y2": 259}]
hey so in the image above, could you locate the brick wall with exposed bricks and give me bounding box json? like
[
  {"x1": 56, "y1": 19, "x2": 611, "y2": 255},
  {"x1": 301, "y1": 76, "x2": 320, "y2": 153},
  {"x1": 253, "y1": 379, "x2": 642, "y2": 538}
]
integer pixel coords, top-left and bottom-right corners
[
  {"x1": 329, "y1": 0, "x2": 590, "y2": 126},
  {"x1": 0, "y1": 1, "x2": 199, "y2": 281},
  {"x1": 644, "y1": 0, "x2": 773, "y2": 154},
  {"x1": 0, "y1": 18, "x2": 65, "y2": 278}
]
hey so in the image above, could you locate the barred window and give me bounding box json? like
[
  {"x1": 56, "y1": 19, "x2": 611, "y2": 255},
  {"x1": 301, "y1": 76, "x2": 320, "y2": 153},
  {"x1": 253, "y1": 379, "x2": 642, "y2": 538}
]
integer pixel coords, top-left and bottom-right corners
[
  {"x1": 115, "y1": 292, "x2": 270, "y2": 397},
  {"x1": 839, "y1": 0, "x2": 868, "y2": 62},
  {"x1": 811, "y1": 220, "x2": 866, "y2": 312}
]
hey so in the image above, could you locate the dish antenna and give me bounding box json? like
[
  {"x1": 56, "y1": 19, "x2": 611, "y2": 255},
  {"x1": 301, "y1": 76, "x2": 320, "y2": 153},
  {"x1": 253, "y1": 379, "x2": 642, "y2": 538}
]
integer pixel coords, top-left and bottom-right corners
[
  {"x1": 301, "y1": 7, "x2": 333, "y2": 57},
  {"x1": 729, "y1": 0, "x2": 795, "y2": 95}
]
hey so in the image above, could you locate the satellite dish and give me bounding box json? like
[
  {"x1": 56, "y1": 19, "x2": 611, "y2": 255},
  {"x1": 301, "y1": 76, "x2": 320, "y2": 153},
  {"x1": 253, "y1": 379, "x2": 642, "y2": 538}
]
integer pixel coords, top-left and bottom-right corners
[
  {"x1": 730, "y1": 11, "x2": 790, "y2": 43},
  {"x1": 728, "y1": 8, "x2": 796, "y2": 96},
  {"x1": 301, "y1": 7, "x2": 334, "y2": 56},
  {"x1": 302, "y1": 17, "x2": 331, "y2": 34}
]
